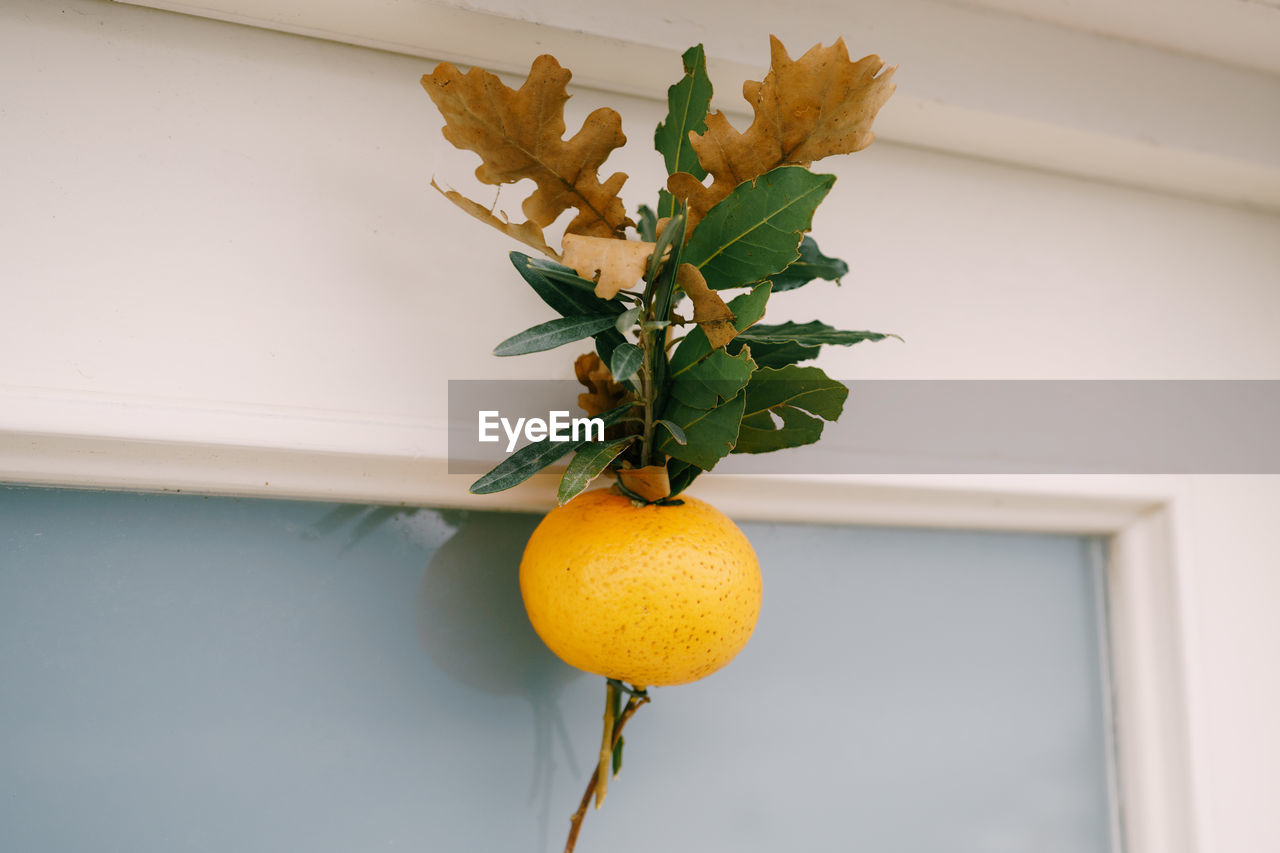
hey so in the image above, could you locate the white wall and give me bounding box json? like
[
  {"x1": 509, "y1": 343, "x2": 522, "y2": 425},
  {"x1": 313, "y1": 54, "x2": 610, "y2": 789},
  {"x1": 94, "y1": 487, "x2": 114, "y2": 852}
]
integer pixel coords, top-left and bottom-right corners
[{"x1": 2, "y1": 1, "x2": 1278, "y2": 850}]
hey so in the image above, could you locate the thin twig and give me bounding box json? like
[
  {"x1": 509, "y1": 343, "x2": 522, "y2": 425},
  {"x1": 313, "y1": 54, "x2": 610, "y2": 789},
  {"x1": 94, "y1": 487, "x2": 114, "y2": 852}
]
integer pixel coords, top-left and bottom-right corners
[{"x1": 563, "y1": 693, "x2": 650, "y2": 853}]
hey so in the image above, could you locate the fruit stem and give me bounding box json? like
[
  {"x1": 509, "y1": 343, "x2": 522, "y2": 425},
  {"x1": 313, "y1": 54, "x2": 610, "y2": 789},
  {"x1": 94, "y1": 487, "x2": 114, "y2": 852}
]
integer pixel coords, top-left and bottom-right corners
[
  {"x1": 564, "y1": 685, "x2": 650, "y2": 853},
  {"x1": 595, "y1": 681, "x2": 618, "y2": 809}
]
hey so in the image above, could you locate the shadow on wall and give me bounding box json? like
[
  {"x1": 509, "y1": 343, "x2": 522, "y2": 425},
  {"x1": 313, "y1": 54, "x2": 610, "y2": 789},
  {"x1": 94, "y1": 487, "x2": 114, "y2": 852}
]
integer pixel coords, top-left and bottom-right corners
[
  {"x1": 417, "y1": 510, "x2": 585, "y2": 851},
  {"x1": 416, "y1": 511, "x2": 579, "y2": 696},
  {"x1": 307, "y1": 504, "x2": 585, "y2": 853}
]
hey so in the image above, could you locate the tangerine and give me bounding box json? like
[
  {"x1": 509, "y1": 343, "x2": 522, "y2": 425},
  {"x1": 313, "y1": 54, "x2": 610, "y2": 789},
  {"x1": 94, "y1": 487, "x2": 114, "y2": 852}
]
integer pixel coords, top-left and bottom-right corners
[{"x1": 519, "y1": 488, "x2": 762, "y2": 686}]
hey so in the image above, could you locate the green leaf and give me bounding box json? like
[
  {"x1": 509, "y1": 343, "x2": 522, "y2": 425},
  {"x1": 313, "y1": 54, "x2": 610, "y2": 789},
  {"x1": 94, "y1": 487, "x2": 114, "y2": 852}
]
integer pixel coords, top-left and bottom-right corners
[
  {"x1": 511, "y1": 252, "x2": 628, "y2": 363},
  {"x1": 727, "y1": 321, "x2": 898, "y2": 369},
  {"x1": 727, "y1": 338, "x2": 819, "y2": 369},
  {"x1": 736, "y1": 407, "x2": 825, "y2": 453},
  {"x1": 645, "y1": 204, "x2": 688, "y2": 410},
  {"x1": 595, "y1": 332, "x2": 622, "y2": 368},
  {"x1": 609, "y1": 342, "x2": 643, "y2": 381},
  {"x1": 656, "y1": 419, "x2": 687, "y2": 445},
  {"x1": 471, "y1": 436, "x2": 581, "y2": 495},
  {"x1": 657, "y1": 189, "x2": 678, "y2": 221},
  {"x1": 510, "y1": 253, "x2": 625, "y2": 317},
  {"x1": 732, "y1": 365, "x2": 849, "y2": 454},
  {"x1": 668, "y1": 283, "x2": 772, "y2": 376},
  {"x1": 666, "y1": 460, "x2": 702, "y2": 497},
  {"x1": 557, "y1": 438, "x2": 634, "y2": 504},
  {"x1": 645, "y1": 206, "x2": 687, "y2": 285},
  {"x1": 682, "y1": 166, "x2": 836, "y2": 289},
  {"x1": 736, "y1": 320, "x2": 899, "y2": 348},
  {"x1": 469, "y1": 405, "x2": 631, "y2": 494},
  {"x1": 612, "y1": 735, "x2": 625, "y2": 778},
  {"x1": 669, "y1": 347, "x2": 754, "y2": 410},
  {"x1": 655, "y1": 44, "x2": 712, "y2": 178},
  {"x1": 659, "y1": 392, "x2": 746, "y2": 470},
  {"x1": 615, "y1": 306, "x2": 642, "y2": 334},
  {"x1": 494, "y1": 314, "x2": 620, "y2": 357},
  {"x1": 767, "y1": 236, "x2": 849, "y2": 293},
  {"x1": 636, "y1": 205, "x2": 658, "y2": 242}
]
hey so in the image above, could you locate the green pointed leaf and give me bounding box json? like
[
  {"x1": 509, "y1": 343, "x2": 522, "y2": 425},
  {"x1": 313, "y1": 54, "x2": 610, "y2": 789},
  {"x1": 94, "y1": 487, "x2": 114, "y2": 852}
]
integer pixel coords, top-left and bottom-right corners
[
  {"x1": 557, "y1": 438, "x2": 634, "y2": 504},
  {"x1": 683, "y1": 166, "x2": 836, "y2": 289},
  {"x1": 494, "y1": 315, "x2": 620, "y2": 357},
  {"x1": 645, "y1": 204, "x2": 688, "y2": 408},
  {"x1": 732, "y1": 365, "x2": 849, "y2": 454},
  {"x1": 655, "y1": 44, "x2": 712, "y2": 179},
  {"x1": 470, "y1": 405, "x2": 632, "y2": 494},
  {"x1": 736, "y1": 320, "x2": 899, "y2": 348},
  {"x1": 669, "y1": 347, "x2": 755, "y2": 409},
  {"x1": 656, "y1": 419, "x2": 687, "y2": 445},
  {"x1": 727, "y1": 338, "x2": 819, "y2": 369},
  {"x1": 727, "y1": 321, "x2": 898, "y2": 369},
  {"x1": 510, "y1": 253, "x2": 625, "y2": 317},
  {"x1": 595, "y1": 333, "x2": 621, "y2": 368},
  {"x1": 659, "y1": 392, "x2": 746, "y2": 469},
  {"x1": 669, "y1": 283, "x2": 772, "y2": 376},
  {"x1": 736, "y1": 407, "x2": 825, "y2": 453},
  {"x1": 666, "y1": 460, "x2": 702, "y2": 497},
  {"x1": 645, "y1": 207, "x2": 687, "y2": 285},
  {"x1": 636, "y1": 205, "x2": 658, "y2": 242},
  {"x1": 615, "y1": 306, "x2": 642, "y2": 334},
  {"x1": 609, "y1": 342, "x2": 643, "y2": 381},
  {"x1": 767, "y1": 236, "x2": 849, "y2": 293},
  {"x1": 612, "y1": 735, "x2": 625, "y2": 778},
  {"x1": 511, "y1": 253, "x2": 628, "y2": 362},
  {"x1": 470, "y1": 436, "x2": 581, "y2": 495},
  {"x1": 743, "y1": 365, "x2": 848, "y2": 421}
]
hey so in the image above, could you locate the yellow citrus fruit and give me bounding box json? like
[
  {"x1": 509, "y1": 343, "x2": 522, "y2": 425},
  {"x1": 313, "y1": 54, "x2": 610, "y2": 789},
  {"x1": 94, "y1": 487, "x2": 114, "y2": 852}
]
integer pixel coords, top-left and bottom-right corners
[{"x1": 519, "y1": 488, "x2": 762, "y2": 686}]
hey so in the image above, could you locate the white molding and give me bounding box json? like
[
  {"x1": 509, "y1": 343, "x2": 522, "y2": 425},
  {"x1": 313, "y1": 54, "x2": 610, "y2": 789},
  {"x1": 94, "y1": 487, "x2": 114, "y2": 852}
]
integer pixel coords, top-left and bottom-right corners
[
  {"x1": 114, "y1": 0, "x2": 1280, "y2": 214},
  {"x1": 1106, "y1": 506, "x2": 1200, "y2": 853},
  {"x1": 0, "y1": 425, "x2": 1159, "y2": 526}
]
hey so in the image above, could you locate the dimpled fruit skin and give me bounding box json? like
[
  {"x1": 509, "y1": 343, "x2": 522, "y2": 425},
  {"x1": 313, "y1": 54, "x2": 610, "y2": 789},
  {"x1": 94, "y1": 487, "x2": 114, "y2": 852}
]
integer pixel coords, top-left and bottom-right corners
[{"x1": 519, "y1": 488, "x2": 762, "y2": 686}]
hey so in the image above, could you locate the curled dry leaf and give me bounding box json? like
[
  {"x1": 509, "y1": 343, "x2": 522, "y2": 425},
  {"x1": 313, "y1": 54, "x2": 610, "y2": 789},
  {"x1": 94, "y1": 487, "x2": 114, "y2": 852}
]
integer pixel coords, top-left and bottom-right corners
[
  {"x1": 667, "y1": 36, "x2": 896, "y2": 229},
  {"x1": 562, "y1": 234, "x2": 655, "y2": 299},
  {"x1": 423, "y1": 54, "x2": 633, "y2": 248},
  {"x1": 676, "y1": 264, "x2": 737, "y2": 349},
  {"x1": 616, "y1": 465, "x2": 671, "y2": 502},
  {"x1": 575, "y1": 352, "x2": 632, "y2": 418},
  {"x1": 430, "y1": 180, "x2": 561, "y2": 260}
]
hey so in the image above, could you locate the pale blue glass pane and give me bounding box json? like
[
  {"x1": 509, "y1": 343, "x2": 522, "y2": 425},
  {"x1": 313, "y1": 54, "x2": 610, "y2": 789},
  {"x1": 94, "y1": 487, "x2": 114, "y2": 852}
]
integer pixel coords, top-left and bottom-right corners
[{"x1": 0, "y1": 486, "x2": 1113, "y2": 853}]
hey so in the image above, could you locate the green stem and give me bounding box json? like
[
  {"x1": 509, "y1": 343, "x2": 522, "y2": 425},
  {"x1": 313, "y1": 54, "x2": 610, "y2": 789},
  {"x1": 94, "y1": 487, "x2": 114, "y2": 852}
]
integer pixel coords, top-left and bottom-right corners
[
  {"x1": 563, "y1": 686, "x2": 650, "y2": 853},
  {"x1": 595, "y1": 681, "x2": 618, "y2": 808},
  {"x1": 640, "y1": 328, "x2": 656, "y2": 467}
]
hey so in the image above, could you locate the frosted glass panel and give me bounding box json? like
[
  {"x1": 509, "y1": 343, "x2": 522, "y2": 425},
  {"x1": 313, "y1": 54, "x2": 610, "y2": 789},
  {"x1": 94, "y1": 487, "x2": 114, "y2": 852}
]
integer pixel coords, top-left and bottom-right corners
[{"x1": 0, "y1": 486, "x2": 1114, "y2": 853}]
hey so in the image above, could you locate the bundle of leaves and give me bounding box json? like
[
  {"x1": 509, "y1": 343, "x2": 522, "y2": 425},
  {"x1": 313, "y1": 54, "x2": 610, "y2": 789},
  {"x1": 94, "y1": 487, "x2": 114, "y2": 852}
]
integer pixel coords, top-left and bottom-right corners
[{"x1": 422, "y1": 37, "x2": 898, "y2": 503}]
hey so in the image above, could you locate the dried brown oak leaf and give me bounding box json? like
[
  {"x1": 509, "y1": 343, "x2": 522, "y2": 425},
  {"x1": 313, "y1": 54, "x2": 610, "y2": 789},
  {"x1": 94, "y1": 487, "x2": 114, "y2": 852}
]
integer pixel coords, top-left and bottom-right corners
[
  {"x1": 676, "y1": 263, "x2": 736, "y2": 349},
  {"x1": 562, "y1": 234, "x2": 655, "y2": 299},
  {"x1": 574, "y1": 352, "x2": 632, "y2": 419},
  {"x1": 423, "y1": 55, "x2": 633, "y2": 247},
  {"x1": 668, "y1": 36, "x2": 896, "y2": 229},
  {"x1": 616, "y1": 465, "x2": 671, "y2": 503},
  {"x1": 430, "y1": 179, "x2": 561, "y2": 260}
]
